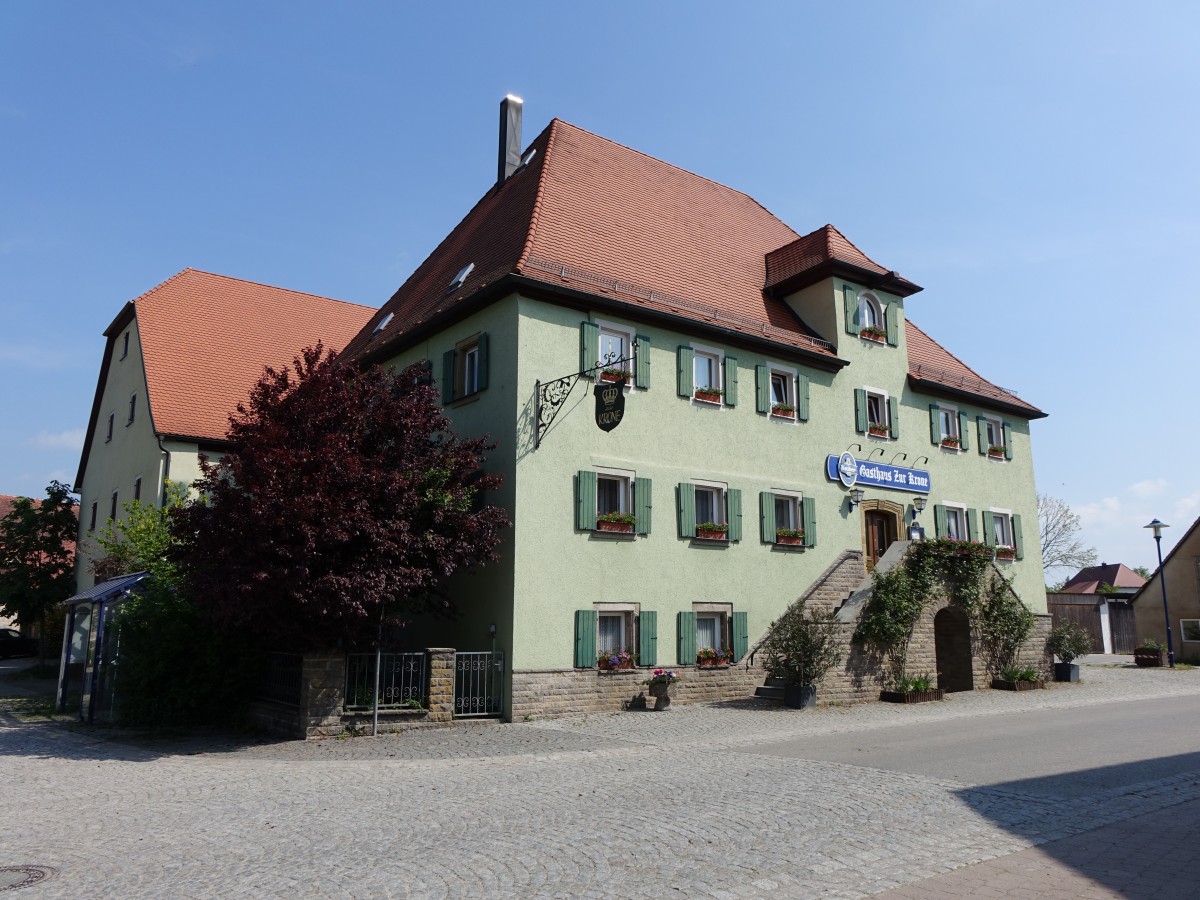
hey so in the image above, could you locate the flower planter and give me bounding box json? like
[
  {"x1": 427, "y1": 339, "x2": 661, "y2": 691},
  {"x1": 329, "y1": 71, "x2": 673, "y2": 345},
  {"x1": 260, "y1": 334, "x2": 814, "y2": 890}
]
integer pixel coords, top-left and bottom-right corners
[
  {"x1": 987, "y1": 449, "x2": 1006, "y2": 460},
  {"x1": 598, "y1": 659, "x2": 634, "y2": 671},
  {"x1": 859, "y1": 329, "x2": 887, "y2": 343},
  {"x1": 867, "y1": 426, "x2": 890, "y2": 438},
  {"x1": 598, "y1": 371, "x2": 629, "y2": 383},
  {"x1": 771, "y1": 408, "x2": 796, "y2": 419},
  {"x1": 994, "y1": 550, "x2": 1016, "y2": 562},
  {"x1": 940, "y1": 440, "x2": 961, "y2": 450},
  {"x1": 647, "y1": 682, "x2": 672, "y2": 710},
  {"x1": 991, "y1": 678, "x2": 1044, "y2": 691},
  {"x1": 694, "y1": 390, "x2": 722, "y2": 404},
  {"x1": 1053, "y1": 662, "x2": 1080, "y2": 683},
  {"x1": 696, "y1": 528, "x2": 728, "y2": 541},
  {"x1": 880, "y1": 689, "x2": 944, "y2": 704},
  {"x1": 775, "y1": 534, "x2": 803, "y2": 547},
  {"x1": 1134, "y1": 648, "x2": 1164, "y2": 667},
  {"x1": 783, "y1": 684, "x2": 817, "y2": 709},
  {"x1": 595, "y1": 520, "x2": 634, "y2": 534}
]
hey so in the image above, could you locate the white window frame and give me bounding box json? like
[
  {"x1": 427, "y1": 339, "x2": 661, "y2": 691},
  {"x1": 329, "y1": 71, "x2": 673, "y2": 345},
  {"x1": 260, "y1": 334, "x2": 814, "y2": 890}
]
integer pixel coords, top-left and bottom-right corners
[
  {"x1": 943, "y1": 501, "x2": 967, "y2": 542},
  {"x1": 857, "y1": 291, "x2": 884, "y2": 332},
  {"x1": 694, "y1": 602, "x2": 733, "y2": 659},
  {"x1": 595, "y1": 466, "x2": 634, "y2": 518},
  {"x1": 691, "y1": 342, "x2": 724, "y2": 404},
  {"x1": 693, "y1": 478, "x2": 727, "y2": 528},
  {"x1": 455, "y1": 334, "x2": 481, "y2": 398},
  {"x1": 768, "y1": 364, "x2": 798, "y2": 420},
  {"x1": 595, "y1": 318, "x2": 635, "y2": 380},
  {"x1": 989, "y1": 507, "x2": 1015, "y2": 548},
  {"x1": 594, "y1": 601, "x2": 640, "y2": 659},
  {"x1": 864, "y1": 384, "x2": 890, "y2": 438},
  {"x1": 1180, "y1": 619, "x2": 1200, "y2": 643},
  {"x1": 772, "y1": 488, "x2": 802, "y2": 536},
  {"x1": 984, "y1": 416, "x2": 1005, "y2": 456},
  {"x1": 938, "y1": 403, "x2": 961, "y2": 447}
]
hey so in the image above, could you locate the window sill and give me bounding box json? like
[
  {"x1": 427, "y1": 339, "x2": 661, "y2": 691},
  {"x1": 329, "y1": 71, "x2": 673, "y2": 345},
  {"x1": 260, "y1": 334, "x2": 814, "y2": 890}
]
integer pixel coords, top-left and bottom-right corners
[
  {"x1": 691, "y1": 536, "x2": 730, "y2": 546},
  {"x1": 771, "y1": 542, "x2": 807, "y2": 552},
  {"x1": 987, "y1": 453, "x2": 1008, "y2": 462},
  {"x1": 866, "y1": 432, "x2": 892, "y2": 441},
  {"x1": 691, "y1": 396, "x2": 724, "y2": 407},
  {"x1": 769, "y1": 412, "x2": 797, "y2": 422},
  {"x1": 994, "y1": 555, "x2": 1017, "y2": 564},
  {"x1": 589, "y1": 530, "x2": 637, "y2": 541},
  {"x1": 939, "y1": 443, "x2": 962, "y2": 453},
  {"x1": 859, "y1": 334, "x2": 888, "y2": 345},
  {"x1": 448, "y1": 391, "x2": 482, "y2": 408}
]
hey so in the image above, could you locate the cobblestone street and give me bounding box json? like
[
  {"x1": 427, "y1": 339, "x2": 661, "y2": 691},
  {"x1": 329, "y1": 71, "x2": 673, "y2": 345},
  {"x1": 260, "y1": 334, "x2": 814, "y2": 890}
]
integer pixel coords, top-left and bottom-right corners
[{"x1": 3, "y1": 663, "x2": 1199, "y2": 898}]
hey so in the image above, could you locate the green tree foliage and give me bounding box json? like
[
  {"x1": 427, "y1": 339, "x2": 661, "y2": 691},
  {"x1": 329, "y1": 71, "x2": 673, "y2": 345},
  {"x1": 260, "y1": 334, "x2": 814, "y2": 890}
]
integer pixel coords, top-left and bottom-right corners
[
  {"x1": 91, "y1": 481, "x2": 188, "y2": 584},
  {"x1": 0, "y1": 481, "x2": 77, "y2": 666},
  {"x1": 759, "y1": 598, "x2": 844, "y2": 688}
]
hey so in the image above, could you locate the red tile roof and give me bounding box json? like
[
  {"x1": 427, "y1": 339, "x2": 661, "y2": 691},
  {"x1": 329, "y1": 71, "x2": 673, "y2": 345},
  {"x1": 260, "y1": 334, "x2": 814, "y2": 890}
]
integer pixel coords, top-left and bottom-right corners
[
  {"x1": 1062, "y1": 563, "x2": 1147, "y2": 593},
  {"x1": 346, "y1": 118, "x2": 1042, "y2": 416},
  {"x1": 0, "y1": 496, "x2": 18, "y2": 521},
  {"x1": 132, "y1": 270, "x2": 374, "y2": 442}
]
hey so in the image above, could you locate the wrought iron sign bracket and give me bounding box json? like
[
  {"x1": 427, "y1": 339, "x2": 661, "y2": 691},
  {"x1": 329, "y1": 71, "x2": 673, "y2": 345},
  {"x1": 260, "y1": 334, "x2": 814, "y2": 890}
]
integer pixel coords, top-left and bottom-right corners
[{"x1": 534, "y1": 351, "x2": 635, "y2": 449}]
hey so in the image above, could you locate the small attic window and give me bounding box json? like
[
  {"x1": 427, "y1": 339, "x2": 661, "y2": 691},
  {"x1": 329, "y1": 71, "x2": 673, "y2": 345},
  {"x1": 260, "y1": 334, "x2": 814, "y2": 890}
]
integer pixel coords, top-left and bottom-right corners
[
  {"x1": 448, "y1": 263, "x2": 475, "y2": 293},
  {"x1": 519, "y1": 148, "x2": 537, "y2": 167},
  {"x1": 373, "y1": 312, "x2": 394, "y2": 335}
]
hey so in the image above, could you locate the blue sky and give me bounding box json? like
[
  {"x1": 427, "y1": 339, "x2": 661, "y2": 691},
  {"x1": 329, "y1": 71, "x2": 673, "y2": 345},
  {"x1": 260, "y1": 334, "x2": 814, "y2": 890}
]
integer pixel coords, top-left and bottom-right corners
[{"x1": 1, "y1": 2, "x2": 1194, "y2": 570}]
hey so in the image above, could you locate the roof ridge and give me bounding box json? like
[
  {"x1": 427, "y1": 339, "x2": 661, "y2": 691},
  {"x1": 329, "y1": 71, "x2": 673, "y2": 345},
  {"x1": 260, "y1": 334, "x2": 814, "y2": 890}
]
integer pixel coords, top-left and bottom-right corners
[
  {"x1": 179, "y1": 268, "x2": 373, "y2": 310},
  {"x1": 549, "y1": 119, "x2": 799, "y2": 238},
  {"x1": 515, "y1": 118, "x2": 559, "y2": 273},
  {"x1": 825, "y1": 223, "x2": 889, "y2": 271}
]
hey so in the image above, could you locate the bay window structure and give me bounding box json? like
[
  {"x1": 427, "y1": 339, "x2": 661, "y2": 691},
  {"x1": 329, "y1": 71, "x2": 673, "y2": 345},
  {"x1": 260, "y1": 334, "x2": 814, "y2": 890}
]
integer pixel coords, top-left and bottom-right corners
[{"x1": 855, "y1": 387, "x2": 898, "y2": 439}]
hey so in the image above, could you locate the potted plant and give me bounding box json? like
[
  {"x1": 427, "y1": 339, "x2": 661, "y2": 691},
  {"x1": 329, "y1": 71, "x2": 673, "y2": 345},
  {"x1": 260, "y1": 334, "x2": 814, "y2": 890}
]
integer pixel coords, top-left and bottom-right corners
[
  {"x1": 881, "y1": 672, "x2": 944, "y2": 704},
  {"x1": 775, "y1": 528, "x2": 804, "y2": 546},
  {"x1": 991, "y1": 664, "x2": 1044, "y2": 691},
  {"x1": 859, "y1": 326, "x2": 887, "y2": 342},
  {"x1": 693, "y1": 387, "x2": 724, "y2": 403},
  {"x1": 993, "y1": 545, "x2": 1016, "y2": 561},
  {"x1": 696, "y1": 646, "x2": 729, "y2": 667},
  {"x1": 597, "y1": 649, "x2": 636, "y2": 671},
  {"x1": 758, "y1": 599, "x2": 843, "y2": 709},
  {"x1": 642, "y1": 669, "x2": 680, "y2": 710},
  {"x1": 770, "y1": 402, "x2": 795, "y2": 418},
  {"x1": 867, "y1": 422, "x2": 890, "y2": 438},
  {"x1": 1046, "y1": 621, "x2": 1091, "y2": 682},
  {"x1": 940, "y1": 436, "x2": 961, "y2": 450},
  {"x1": 599, "y1": 367, "x2": 630, "y2": 383},
  {"x1": 1134, "y1": 639, "x2": 1166, "y2": 667},
  {"x1": 696, "y1": 521, "x2": 729, "y2": 541},
  {"x1": 987, "y1": 445, "x2": 1006, "y2": 459},
  {"x1": 595, "y1": 512, "x2": 636, "y2": 534}
]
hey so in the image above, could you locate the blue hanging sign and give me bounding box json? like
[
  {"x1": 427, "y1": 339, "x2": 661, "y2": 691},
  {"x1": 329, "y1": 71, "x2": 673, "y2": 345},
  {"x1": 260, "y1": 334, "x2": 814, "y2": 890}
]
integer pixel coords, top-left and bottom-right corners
[{"x1": 826, "y1": 455, "x2": 931, "y2": 494}]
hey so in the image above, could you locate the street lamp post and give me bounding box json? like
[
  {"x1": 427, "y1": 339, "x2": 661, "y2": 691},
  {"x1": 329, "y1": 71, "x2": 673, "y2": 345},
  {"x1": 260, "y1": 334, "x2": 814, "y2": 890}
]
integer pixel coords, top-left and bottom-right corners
[{"x1": 1144, "y1": 518, "x2": 1174, "y2": 669}]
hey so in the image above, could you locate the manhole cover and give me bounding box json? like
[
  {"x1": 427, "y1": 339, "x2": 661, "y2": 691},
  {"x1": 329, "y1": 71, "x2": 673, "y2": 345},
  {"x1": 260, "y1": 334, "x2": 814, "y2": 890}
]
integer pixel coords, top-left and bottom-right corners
[{"x1": 0, "y1": 867, "x2": 56, "y2": 892}]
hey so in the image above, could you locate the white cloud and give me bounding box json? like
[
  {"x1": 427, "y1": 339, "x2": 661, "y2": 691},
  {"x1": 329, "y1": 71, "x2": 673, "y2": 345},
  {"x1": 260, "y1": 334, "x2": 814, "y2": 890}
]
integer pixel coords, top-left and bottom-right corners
[
  {"x1": 1077, "y1": 496, "x2": 1122, "y2": 529},
  {"x1": 28, "y1": 429, "x2": 85, "y2": 452},
  {"x1": 1128, "y1": 479, "x2": 1169, "y2": 499},
  {"x1": 1172, "y1": 491, "x2": 1200, "y2": 524}
]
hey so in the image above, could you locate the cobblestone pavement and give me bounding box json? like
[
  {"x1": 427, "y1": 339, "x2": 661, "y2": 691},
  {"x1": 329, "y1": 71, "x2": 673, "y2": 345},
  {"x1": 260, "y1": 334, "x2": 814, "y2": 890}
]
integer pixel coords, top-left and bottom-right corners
[{"x1": 2, "y1": 664, "x2": 1199, "y2": 898}]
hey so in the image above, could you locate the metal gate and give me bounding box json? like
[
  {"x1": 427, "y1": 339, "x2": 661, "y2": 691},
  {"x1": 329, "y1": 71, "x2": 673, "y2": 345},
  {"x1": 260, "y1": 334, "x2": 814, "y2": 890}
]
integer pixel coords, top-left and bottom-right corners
[{"x1": 454, "y1": 651, "x2": 503, "y2": 718}]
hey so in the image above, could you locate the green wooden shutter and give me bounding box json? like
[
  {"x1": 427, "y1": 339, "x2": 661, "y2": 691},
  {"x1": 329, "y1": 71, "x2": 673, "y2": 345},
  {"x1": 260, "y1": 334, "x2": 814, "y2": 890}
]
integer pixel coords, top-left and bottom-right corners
[
  {"x1": 977, "y1": 416, "x2": 988, "y2": 455},
  {"x1": 678, "y1": 482, "x2": 696, "y2": 538},
  {"x1": 732, "y1": 611, "x2": 749, "y2": 663},
  {"x1": 634, "y1": 476, "x2": 652, "y2": 535},
  {"x1": 576, "y1": 470, "x2": 597, "y2": 531},
  {"x1": 1013, "y1": 514, "x2": 1025, "y2": 559},
  {"x1": 934, "y1": 504, "x2": 947, "y2": 539},
  {"x1": 638, "y1": 611, "x2": 657, "y2": 667},
  {"x1": 885, "y1": 302, "x2": 900, "y2": 346},
  {"x1": 843, "y1": 284, "x2": 859, "y2": 334},
  {"x1": 1003, "y1": 422, "x2": 1013, "y2": 460},
  {"x1": 677, "y1": 346, "x2": 694, "y2": 397},
  {"x1": 888, "y1": 397, "x2": 900, "y2": 440},
  {"x1": 755, "y1": 365, "x2": 770, "y2": 414},
  {"x1": 475, "y1": 332, "x2": 489, "y2": 391},
  {"x1": 958, "y1": 411, "x2": 970, "y2": 451},
  {"x1": 802, "y1": 496, "x2": 817, "y2": 547},
  {"x1": 759, "y1": 491, "x2": 775, "y2": 543},
  {"x1": 441, "y1": 349, "x2": 456, "y2": 404},
  {"x1": 574, "y1": 610, "x2": 596, "y2": 668},
  {"x1": 982, "y1": 510, "x2": 996, "y2": 546},
  {"x1": 727, "y1": 488, "x2": 743, "y2": 541},
  {"x1": 796, "y1": 373, "x2": 810, "y2": 421},
  {"x1": 929, "y1": 404, "x2": 941, "y2": 445},
  {"x1": 580, "y1": 321, "x2": 599, "y2": 377},
  {"x1": 678, "y1": 611, "x2": 697, "y2": 665},
  {"x1": 854, "y1": 389, "x2": 868, "y2": 432},
  {"x1": 966, "y1": 508, "x2": 978, "y2": 542},
  {"x1": 634, "y1": 335, "x2": 651, "y2": 389},
  {"x1": 723, "y1": 356, "x2": 738, "y2": 406}
]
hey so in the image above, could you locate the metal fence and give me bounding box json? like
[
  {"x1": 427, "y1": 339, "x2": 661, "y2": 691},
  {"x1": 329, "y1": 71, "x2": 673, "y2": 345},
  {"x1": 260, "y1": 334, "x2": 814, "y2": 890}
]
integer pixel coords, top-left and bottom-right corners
[
  {"x1": 345, "y1": 652, "x2": 427, "y2": 711},
  {"x1": 258, "y1": 652, "x2": 303, "y2": 707},
  {"x1": 454, "y1": 651, "x2": 503, "y2": 718}
]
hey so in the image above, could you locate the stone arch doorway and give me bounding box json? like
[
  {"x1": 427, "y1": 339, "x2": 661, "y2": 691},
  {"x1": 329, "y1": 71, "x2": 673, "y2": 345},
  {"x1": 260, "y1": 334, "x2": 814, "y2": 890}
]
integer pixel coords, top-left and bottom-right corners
[
  {"x1": 934, "y1": 606, "x2": 973, "y2": 692},
  {"x1": 859, "y1": 499, "x2": 903, "y2": 570}
]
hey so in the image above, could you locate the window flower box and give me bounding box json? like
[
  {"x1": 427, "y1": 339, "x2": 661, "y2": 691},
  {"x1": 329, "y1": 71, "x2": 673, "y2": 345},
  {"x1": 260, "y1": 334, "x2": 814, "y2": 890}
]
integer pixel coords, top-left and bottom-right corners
[
  {"x1": 697, "y1": 647, "x2": 733, "y2": 667},
  {"x1": 693, "y1": 388, "x2": 724, "y2": 404},
  {"x1": 775, "y1": 529, "x2": 804, "y2": 546},
  {"x1": 599, "y1": 368, "x2": 630, "y2": 383},
  {"x1": 696, "y1": 522, "x2": 729, "y2": 541},
  {"x1": 994, "y1": 546, "x2": 1016, "y2": 561},
  {"x1": 859, "y1": 326, "x2": 887, "y2": 343},
  {"x1": 867, "y1": 423, "x2": 890, "y2": 438},
  {"x1": 595, "y1": 513, "x2": 636, "y2": 534},
  {"x1": 987, "y1": 446, "x2": 1006, "y2": 459},
  {"x1": 597, "y1": 650, "x2": 636, "y2": 671},
  {"x1": 940, "y1": 437, "x2": 961, "y2": 450},
  {"x1": 770, "y1": 403, "x2": 795, "y2": 418}
]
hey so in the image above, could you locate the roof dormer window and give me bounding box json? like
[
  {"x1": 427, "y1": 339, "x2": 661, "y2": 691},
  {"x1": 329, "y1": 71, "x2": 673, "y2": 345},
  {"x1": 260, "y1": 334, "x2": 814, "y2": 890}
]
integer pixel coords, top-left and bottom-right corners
[
  {"x1": 448, "y1": 263, "x2": 475, "y2": 293},
  {"x1": 372, "y1": 312, "x2": 394, "y2": 335}
]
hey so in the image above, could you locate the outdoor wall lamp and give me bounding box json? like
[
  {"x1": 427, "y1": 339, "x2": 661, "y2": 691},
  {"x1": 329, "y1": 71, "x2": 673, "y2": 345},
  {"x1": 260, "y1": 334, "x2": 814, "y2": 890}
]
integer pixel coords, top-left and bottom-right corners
[
  {"x1": 908, "y1": 495, "x2": 928, "y2": 541},
  {"x1": 869, "y1": 448, "x2": 886, "y2": 459},
  {"x1": 848, "y1": 487, "x2": 866, "y2": 511},
  {"x1": 912, "y1": 496, "x2": 927, "y2": 516},
  {"x1": 1144, "y1": 518, "x2": 1174, "y2": 668},
  {"x1": 890, "y1": 452, "x2": 908, "y2": 465}
]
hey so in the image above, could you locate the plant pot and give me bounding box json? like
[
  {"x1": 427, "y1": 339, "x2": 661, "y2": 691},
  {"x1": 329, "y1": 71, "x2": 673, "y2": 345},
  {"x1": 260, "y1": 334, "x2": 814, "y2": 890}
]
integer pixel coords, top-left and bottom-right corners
[
  {"x1": 988, "y1": 450, "x2": 1006, "y2": 460},
  {"x1": 880, "y1": 689, "x2": 945, "y2": 704},
  {"x1": 783, "y1": 684, "x2": 817, "y2": 709},
  {"x1": 694, "y1": 390, "x2": 722, "y2": 404},
  {"x1": 868, "y1": 427, "x2": 890, "y2": 438},
  {"x1": 647, "y1": 682, "x2": 672, "y2": 710},
  {"x1": 697, "y1": 658, "x2": 722, "y2": 668},
  {"x1": 596, "y1": 520, "x2": 634, "y2": 534},
  {"x1": 991, "y1": 678, "x2": 1044, "y2": 691},
  {"x1": 771, "y1": 409, "x2": 796, "y2": 419},
  {"x1": 775, "y1": 534, "x2": 803, "y2": 546},
  {"x1": 1054, "y1": 662, "x2": 1080, "y2": 683},
  {"x1": 599, "y1": 659, "x2": 634, "y2": 671},
  {"x1": 599, "y1": 371, "x2": 628, "y2": 383},
  {"x1": 1134, "y1": 649, "x2": 1164, "y2": 667},
  {"x1": 859, "y1": 330, "x2": 886, "y2": 343},
  {"x1": 696, "y1": 528, "x2": 728, "y2": 541}
]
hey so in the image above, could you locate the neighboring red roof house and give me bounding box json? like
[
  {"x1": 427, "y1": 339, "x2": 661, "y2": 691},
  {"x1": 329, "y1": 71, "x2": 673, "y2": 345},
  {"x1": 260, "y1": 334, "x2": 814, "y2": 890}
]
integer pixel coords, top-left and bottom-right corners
[
  {"x1": 73, "y1": 270, "x2": 375, "y2": 590},
  {"x1": 1061, "y1": 563, "x2": 1147, "y2": 596}
]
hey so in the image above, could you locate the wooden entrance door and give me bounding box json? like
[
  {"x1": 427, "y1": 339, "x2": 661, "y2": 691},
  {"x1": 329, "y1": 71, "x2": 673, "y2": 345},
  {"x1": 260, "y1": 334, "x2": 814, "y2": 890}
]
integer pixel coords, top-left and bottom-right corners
[{"x1": 865, "y1": 510, "x2": 896, "y2": 568}]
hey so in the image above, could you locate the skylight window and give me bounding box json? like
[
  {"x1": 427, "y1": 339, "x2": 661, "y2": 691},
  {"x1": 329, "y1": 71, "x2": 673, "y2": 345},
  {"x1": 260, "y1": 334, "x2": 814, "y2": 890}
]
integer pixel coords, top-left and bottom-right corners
[
  {"x1": 373, "y1": 312, "x2": 394, "y2": 335},
  {"x1": 448, "y1": 263, "x2": 475, "y2": 293}
]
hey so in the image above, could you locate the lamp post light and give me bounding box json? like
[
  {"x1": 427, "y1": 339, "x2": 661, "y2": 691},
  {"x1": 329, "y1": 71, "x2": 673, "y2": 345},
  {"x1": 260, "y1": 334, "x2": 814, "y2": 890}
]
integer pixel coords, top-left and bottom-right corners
[
  {"x1": 1144, "y1": 518, "x2": 1174, "y2": 669},
  {"x1": 848, "y1": 487, "x2": 866, "y2": 512}
]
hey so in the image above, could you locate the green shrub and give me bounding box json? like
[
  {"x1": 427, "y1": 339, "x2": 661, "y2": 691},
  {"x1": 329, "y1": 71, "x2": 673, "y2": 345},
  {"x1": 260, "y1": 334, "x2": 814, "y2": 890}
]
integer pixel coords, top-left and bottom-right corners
[
  {"x1": 760, "y1": 598, "x2": 843, "y2": 687},
  {"x1": 1046, "y1": 622, "x2": 1091, "y2": 664},
  {"x1": 894, "y1": 672, "x2": 934, "y2": 693},
  {"x1": 1000, "y1": 664, "x2": 1040, "y2": 682}
]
